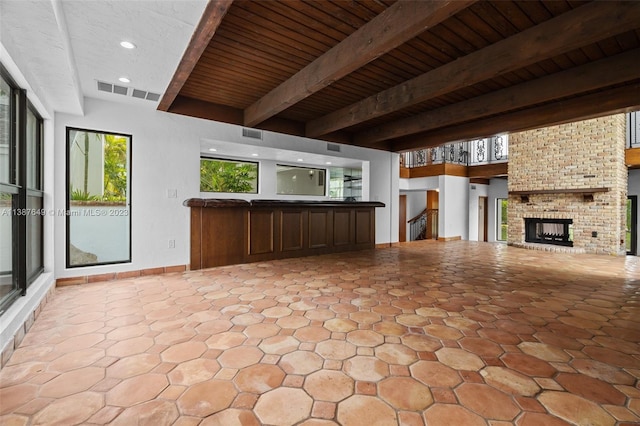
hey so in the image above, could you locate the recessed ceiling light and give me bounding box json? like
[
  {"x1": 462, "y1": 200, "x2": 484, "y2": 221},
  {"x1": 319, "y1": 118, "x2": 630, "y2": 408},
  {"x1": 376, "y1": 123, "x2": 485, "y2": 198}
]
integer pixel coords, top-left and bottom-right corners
[
  {"x1": 297, "y1": 158, "x2": 304, "y2": 162},
  {"x1": 120, "y1": 41, "x2": 136, "y2": 49},
  {"x1": 326, "y1": 162, "x2": 332, "y2": 165},
  {"x1": 208, "y1": 148, "x2": 217, "y2": 152},
  {"x1": 251, "y1": 153, "x2": 259, "y2": 157},
  {"x1": 118, "y1": 77, "x2": 130, "y2": 83}
]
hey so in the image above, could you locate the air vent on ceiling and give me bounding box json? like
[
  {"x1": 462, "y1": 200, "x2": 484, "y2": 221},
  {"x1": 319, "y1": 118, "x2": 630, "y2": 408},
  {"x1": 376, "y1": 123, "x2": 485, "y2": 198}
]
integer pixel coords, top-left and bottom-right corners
[
  {"x1": 242, "y1": 128, "x2": 263, "y2": 140},
  {"x1": 96, "y1": 81, "x2": 161, "y2": 102},
  {"x1": 97, "y1": 81, "x2": 128, "y2": 96},
  {"x1": 131, "y1": 88, "x2": 161, "y2": 102},
  {"x1": 327, "y1": 143, "x2": 341, "y2": 152}
]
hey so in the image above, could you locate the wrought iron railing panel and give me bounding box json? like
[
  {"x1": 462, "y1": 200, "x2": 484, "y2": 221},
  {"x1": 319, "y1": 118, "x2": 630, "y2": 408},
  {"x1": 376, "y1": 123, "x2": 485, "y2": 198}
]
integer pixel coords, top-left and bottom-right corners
[{"x1": 401, "y1": 136, "x2": 509, "y2": 169}]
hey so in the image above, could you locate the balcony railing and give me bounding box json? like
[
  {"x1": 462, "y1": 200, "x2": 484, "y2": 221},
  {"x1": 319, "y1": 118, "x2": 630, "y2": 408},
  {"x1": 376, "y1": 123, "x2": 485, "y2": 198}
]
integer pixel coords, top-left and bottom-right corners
[
  {"x1": 400, "y1": 136, "x2": 509, "y2": 169},
  {"x1": 402, "y1": 111, "x2": 639, "y2": 170}
]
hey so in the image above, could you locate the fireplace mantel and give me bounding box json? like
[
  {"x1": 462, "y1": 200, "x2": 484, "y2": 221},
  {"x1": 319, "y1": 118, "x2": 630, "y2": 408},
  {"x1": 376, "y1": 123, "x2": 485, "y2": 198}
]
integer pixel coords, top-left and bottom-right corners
[
  {"x1": 509, "y1": 187, "x2": 609, "y2": 195},
  {"x1": 509, "y1": 187, "x2": 609, "y2": 202}
]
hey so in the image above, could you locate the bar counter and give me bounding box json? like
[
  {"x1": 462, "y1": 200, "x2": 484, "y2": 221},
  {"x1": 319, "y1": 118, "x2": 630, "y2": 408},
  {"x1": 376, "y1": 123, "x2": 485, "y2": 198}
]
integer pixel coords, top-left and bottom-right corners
[{"x1": 184, "y1": 198, "x2": 385, "y2": 270}]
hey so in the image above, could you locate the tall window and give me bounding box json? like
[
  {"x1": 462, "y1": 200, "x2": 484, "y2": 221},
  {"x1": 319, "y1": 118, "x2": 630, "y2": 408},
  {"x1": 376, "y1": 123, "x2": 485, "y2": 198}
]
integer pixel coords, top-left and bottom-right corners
[
  {"x1": 0, "y1": 66, "x2": 44, "y2": 315},
  {"x1": 66, "y1": 128, "x2": 131, "y2": 267},
  {"x1": 496, "y1": 198, "x2": 508, "y2": 241},
  {"x1": 200, "y1": 158, "x2": 258, "y2": 193}
]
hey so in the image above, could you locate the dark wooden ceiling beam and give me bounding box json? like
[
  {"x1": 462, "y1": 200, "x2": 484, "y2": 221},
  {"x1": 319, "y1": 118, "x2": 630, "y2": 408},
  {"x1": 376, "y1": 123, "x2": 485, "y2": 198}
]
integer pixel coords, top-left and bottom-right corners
[
  {"x1": 158, "y1": 0, "x2": 233, "y2": 112},
  {"x1": 356, "y1": 48, "x2": 640, "y2": 144},
  {"x1": 306, "y1": 1, "x2": 640, "y2": 138},
  {"x1": 242, "y1": 0, "x2": 475, "y2": 127},
  {"x1": 392, "y1": 82, "x2": 640, "y2": 152}
]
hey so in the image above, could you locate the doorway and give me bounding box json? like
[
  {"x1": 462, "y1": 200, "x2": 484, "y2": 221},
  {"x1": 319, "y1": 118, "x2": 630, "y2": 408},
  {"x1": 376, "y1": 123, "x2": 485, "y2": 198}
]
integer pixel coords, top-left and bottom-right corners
[
  {"x1": 66, "y1": 128, "x2": 132, "y2": 267},
  {"x1": 478, "y1": 196, "x2": 488, "y2": 242},
  {"x1": 399, "y1": 194, "x2": 406, "y2": 243},
  {"x1": 627, "y1": 196, "x2": 637, "y2": 255}
]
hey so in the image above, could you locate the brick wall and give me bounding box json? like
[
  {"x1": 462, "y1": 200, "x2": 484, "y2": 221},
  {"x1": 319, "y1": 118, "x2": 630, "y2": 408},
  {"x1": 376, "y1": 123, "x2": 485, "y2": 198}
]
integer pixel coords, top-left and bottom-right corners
[{"x1": 507, "y1": 114, "x2": 627, "y2": 255}]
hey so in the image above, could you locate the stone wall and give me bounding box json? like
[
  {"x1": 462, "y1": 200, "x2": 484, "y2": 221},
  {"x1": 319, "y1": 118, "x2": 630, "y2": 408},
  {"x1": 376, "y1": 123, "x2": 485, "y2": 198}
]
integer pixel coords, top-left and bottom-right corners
[{"x1": 507, "y1": 114, "x2": 627, "y2": 255}]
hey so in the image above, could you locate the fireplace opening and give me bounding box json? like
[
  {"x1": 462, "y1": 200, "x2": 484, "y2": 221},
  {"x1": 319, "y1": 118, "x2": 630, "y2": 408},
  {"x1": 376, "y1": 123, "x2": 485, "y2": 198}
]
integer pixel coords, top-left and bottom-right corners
[{"x1": 525, "y1": 218, "x2": 573, "y2": 247}]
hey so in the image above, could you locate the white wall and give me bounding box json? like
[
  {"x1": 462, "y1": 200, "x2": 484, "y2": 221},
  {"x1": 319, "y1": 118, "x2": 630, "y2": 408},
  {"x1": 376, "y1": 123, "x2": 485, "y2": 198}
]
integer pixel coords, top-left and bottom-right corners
[
  {"x1": 438, "y1": 175, "x2": 469, "y2": 239},
  {"x1": 55, "y1": 98, "x2": 398, "y2": 278}
]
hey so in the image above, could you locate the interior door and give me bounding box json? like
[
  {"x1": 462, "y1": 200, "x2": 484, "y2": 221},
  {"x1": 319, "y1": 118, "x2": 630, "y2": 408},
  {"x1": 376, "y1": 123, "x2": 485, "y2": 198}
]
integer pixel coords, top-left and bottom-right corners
[
  {"x1": 399, "y1": 194, "x2": 406, "y2": 242},
  {"x1": 478, "y1": 196, "x2": 488, "y2": 242}
]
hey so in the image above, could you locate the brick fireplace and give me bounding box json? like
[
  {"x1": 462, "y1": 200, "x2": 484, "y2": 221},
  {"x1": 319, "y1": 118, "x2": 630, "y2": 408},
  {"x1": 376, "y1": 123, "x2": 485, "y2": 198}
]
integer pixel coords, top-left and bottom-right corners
[{"x1": 507, "y1": 114, "x2": 627, "y2": 255}]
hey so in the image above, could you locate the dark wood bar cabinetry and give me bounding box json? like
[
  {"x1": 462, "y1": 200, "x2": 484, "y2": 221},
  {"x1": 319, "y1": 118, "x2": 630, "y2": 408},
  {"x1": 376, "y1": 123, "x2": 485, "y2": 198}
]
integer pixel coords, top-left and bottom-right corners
[{"x1": 184, "y1": 199, "x2": 385, "y2": 270}]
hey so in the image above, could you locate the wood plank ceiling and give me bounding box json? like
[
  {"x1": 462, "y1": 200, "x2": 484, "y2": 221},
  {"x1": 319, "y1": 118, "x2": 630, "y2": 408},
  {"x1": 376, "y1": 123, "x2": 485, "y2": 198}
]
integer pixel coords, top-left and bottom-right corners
[{"x1": 159, "y1": 0, "x2": 640, "y2": 152}]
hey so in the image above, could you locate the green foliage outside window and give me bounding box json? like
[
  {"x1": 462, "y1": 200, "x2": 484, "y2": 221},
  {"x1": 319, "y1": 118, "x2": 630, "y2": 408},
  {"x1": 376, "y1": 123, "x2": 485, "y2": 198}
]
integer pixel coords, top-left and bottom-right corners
[
  {"x1": 200, "y1": 158, "x2": 258, "y2": 193},
  {"x1": 103, "y1": 135, "x2": 128, "y2": 203},
  {"x1": 69, "y1": 133, "x2": 128, "y2": 203},
  {"x1": 498, "y1": 198, "x2": 508, "y2": 241}
]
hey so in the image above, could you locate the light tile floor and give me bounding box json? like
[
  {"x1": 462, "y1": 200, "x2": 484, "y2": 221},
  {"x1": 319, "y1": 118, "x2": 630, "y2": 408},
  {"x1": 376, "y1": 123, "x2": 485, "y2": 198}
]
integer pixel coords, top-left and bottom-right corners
[{"x1": 1, "y1": 241, "x2": 639, "y2": 425}]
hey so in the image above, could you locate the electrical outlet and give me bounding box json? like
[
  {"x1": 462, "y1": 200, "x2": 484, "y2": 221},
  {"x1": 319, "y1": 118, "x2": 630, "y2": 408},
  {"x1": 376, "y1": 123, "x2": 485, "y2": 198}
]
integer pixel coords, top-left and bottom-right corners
[
  {"x1": 168, "y1": 239, "x2": 175, "y2": 248},
  {"x1": 167, "y1": 189, "x2": 177, "y2": 198}
]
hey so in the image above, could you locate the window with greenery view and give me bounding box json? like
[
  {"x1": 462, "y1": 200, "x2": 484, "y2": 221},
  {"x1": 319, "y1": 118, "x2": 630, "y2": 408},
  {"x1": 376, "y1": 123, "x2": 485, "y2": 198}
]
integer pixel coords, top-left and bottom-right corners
[
  {"x1": 200, "y1": 158, "x2": 258, "y2": 193},
  {"x1": 67, "y1": 128, "x2": 131, "y2": 267},
  {"x1": 497, "y1": 198, "x2": 508, "y2": 241}
]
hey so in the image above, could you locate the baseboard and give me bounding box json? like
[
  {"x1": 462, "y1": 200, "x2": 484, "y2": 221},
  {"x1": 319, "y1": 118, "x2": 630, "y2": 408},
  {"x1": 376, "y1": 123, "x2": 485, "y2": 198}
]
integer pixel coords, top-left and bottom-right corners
[
  {"x1": 375, "y1": 242, "x2": 401, "y2": 248},
  {"x1": 56, "y1": 264, "x2": 188, "y2": 287},
  {"x1": 437, "y1": 236, "x2": 462, "y2": 242}
]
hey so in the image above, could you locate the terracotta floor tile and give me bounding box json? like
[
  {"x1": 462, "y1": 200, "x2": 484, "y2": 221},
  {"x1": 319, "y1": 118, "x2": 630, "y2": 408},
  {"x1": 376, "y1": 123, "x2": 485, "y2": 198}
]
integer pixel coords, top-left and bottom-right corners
[
  {"x1": 501, "y1": 352, "x2": 557, "y2": 377},
  {"x1": 2, "y1": 242, "x2": 638, "y2": 425},
  {"x1": 160, "y1": 341, "x2": 207, "y2": 363},
  {"x1": 379, "y1": 377, "x2": 433, "y2": 410},
  {"x1": 177, "y1": 380, "x2": 236, "y2": 417},
  {"x1": 39, "y1": 366, "x2": 104, "y2": 398},
  {"x1": 110, "y1": 400, "x2": 179, "y2": 425},
  {"x1": 234, "y1": 363, "x2": 285, "y2": 393},
  {"x1": 30, "y1": 392, "x2": 103, "y2": 425},
  {"x1": 555, "y1": 373, "x2": 627, "y2": 405},
  {"x1": 424, "y1": 404, "x2": 486, "y2": 426},
  {"x1": 0, "y1": 384, "x2": 38, "y2": 415},
  {"x1": 168, "y1": 358, "x2": 220, "y2": 386},
  {"x1": 278, "y1": 351, "x2": 323, "y2": 376},
  {"x1": 436, "y1": 347, "x2": 485, "y2": 371},
  {"x1": 346, "y1": 329, "x2": 384, "y2": 347},
  {"x1": 304, "y1": 370, "x2": 353, "y2": 402},
  {"x1": 106, "y1": 353, "x2": 161, "y2": 379},
  {"x1": 199, "y1": 408, "x2": 261, "y2": 426},
  {"x1": 375, "y1": 343, "x2": 417, "y2": 365},
  {"x1": 455, "y1": 383, "x2": 520, "y2": 420},
  {"x1": 538, "y1": 391, "x2": 617, "y2": 426},
  {"x1": 343, "y1": 356, "x2": 389, "y2": 382},
  {"x1": 106, "y1": 373, "x2": 168, "y2": 406},
  {"x1": 254, "y1": 387, "x2": 313, "y2": 425},
  {"x1": 337, "y1": 395, "x2": 397, "y2": 426}
]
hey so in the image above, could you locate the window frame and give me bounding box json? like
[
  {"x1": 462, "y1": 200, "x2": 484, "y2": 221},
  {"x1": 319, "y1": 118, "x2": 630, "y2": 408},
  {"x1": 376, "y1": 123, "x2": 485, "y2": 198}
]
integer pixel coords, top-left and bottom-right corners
[
  {"x1": 65, "y1": 127, "x2": 133, "y2": 268},
  {"x1": 200, "y1": 156, "x2": 259, "y2": 194},
  {"x1": 276, "y1": 164, "x2": 326, "y2": 197},
  {"x1": 0, "y1": 64, "x2": 45, "y2": 315}
]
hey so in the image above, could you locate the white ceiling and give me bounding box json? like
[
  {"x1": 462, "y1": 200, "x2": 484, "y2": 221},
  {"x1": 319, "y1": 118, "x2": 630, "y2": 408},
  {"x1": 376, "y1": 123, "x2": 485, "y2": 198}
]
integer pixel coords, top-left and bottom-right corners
[{"x1": 0, "y1": 0, "x2": 207, "y2": 115}]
